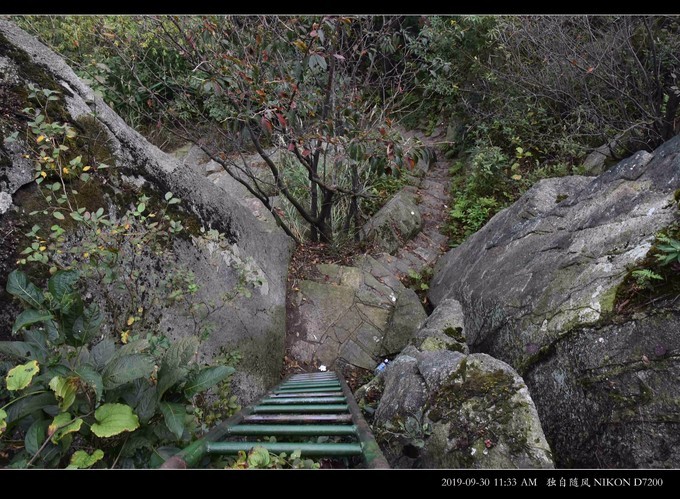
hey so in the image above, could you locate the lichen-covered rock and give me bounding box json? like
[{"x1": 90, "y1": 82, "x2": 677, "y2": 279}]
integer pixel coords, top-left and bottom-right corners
[
  {"x1": 287, "y1": 256, "x2": 426, "y2": 370},
  {"x1": 361, "y1": 191, "x2": 422, "y2": 254},
  {"x1": 429, "y1": 137, "x2": 680, "y2": 467},
  {"x1": 367, "y1": 298, "x2": 553, "y2": 469},
  {"x1": 0, "y1": 20, "x2": 294, "y2": 404}
]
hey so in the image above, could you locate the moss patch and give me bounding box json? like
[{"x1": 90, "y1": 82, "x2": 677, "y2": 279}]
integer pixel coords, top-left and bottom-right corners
[
  {"x1": 443, "y1": 326, "x2": 464, "y2": 342},
  {"x1": 425, "y1": 359, "x2": 533, "y2": 465}
]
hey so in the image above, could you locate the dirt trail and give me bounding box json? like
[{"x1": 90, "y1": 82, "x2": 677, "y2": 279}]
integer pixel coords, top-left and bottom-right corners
[{"x1": 374, "y1": 126, "x2": 451, "y2": 281}]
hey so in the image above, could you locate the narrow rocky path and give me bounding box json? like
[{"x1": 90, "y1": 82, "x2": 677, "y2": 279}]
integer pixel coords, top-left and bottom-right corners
[{"x1": 374, "y1": 126, "x2": 451, "y2": 281}]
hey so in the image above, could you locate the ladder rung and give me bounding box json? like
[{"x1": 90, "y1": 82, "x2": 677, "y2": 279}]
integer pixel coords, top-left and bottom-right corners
[
  {"x1": 278, "y1": 382, "x2": 341, "y2": 389},
  {"x1": 269, "y1": 391, "x2": 343, "y2": 398},
  {"x1": 226, "y1": 424, "x2": 357, "y2": 436},
  {"x1": 260, "y1": 396, "x2": 346, "y2": 405},
  {"x1": 206, "y1": 441, "x2": 363, "y2": 457},
  {"x1": 243, "y1": 414, "x2": 353, "y2": 424},
  {"x1": 274, "y1": 387, "x2": 342, "y2": 394},
  {"x1": 252, "y1": 404, "x2": 349, "y2": 413}
]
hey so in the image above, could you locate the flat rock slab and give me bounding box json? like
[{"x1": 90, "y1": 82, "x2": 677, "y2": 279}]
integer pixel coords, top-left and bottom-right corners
[{"x1": 288, "y1": 256, "x2": 426, "y2": 370}]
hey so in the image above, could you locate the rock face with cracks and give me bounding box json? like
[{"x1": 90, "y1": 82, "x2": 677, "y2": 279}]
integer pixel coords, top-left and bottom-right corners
[
  {"x1": 0, "y1": 21, "x2": 294, "y2": 404},
  {"x1": 287, "y1": 255, "x2": 427, "y2": 370},
  {"x1": 430, "y1": 137, "x2": 680, "y2": 467}
]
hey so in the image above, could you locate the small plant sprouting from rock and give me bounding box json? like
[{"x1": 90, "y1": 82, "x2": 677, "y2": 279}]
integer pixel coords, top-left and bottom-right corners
[
  {"x1": 655, "y1": 234, "x2": 680, "y2": 266},
  {"x1": 631, "y1": 269, "x2": 663, "y2": 289}
]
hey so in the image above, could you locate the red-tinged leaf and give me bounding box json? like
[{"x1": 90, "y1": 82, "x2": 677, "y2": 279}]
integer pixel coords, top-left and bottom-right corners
[
  {"x1": 333, "y1": 53, "x2": 346, "y2": 61},
  {"x1": 290, "y1": 101, "x2": 297, "y2": 110},
  {"x1": 276, "y1": 113, "x2": 287, "y2": 128},
  {"x1": 310, "y1": 30, "x2": 318, "y2": 38},
  {"x1": 302, "y1": 149, "x2": 311, "y2": 158},
  {"x1": 379, "y1": 127, "x2": 386, "y2": 136},
  {"x1": 288, "y1": 143, "x2": 295, "y2": 152},
  {"x1": 408, "y1": 157, "x2": 416, "y2": 169},
  {"x1": 261, "y1": 117, "x2": 273, "y2": 134}
]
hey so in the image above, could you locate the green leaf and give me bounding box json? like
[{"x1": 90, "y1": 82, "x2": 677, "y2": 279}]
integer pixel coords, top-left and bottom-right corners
[
  {"x1": 25, "y1": 419, "x2": 49, "y2": 456},
  {"x1": 24, "y1": 330, "x2": 50, "y2": 363},
  {"x1": 48, "y1": 270, "x2": 80, "y2": 302},
  {"x1": 49, "y1": 376, "x2": 78, "y2": 411},
  {"x1": 53, "y1": 211, "x2": 65, "y2": 220},
  {"x1": 0, "y1": 409, "x2": 7, "y2": 435},
  {"x1": 6, "y1": 360, "x2": 40, "y2": 391},
  {"x1": 6, "y1": 270, "x2": 44, "y2": 309},
  {"x1": 66, "y1": 449, "x2": 104, "y2": 469},
  {"x1": 11, "y1": 309, "x2": 53, "y2": 335},
  {"x1": 71, "y1": 303, "x2": 103, "y2": 345},
  {"x1": 74, "y1": 365, "x2": 103, "y2": 404},
  {"x1": 159, "y1": 402, "x2": 187, "y2": 440},
  {"x1": 6, "y1": 392, "x2": 56, "y2": 423},
  {"x1": 102, "y1": 353, "x2": 154, "y2": 390},
  {"x1": 184, "y1": 365, "x2": 235, "y2": 398},
  {"x1": 247, "y1": 446, "x2": 271, "y2": 468},
  {"x1": 0, "y1": 341, "x2": 32, "y2": 360},
  {"x1": 164, "y1": 192, "x2": 173, "y2": 201},
  {"x1": 91, "y1": 403, "x2": 139, "y2": 438},
  {"x1": 91, "y1": 338, "x2": 116, "y2": 370},
  {"x1": 137, "y1": 202, "x2": 145, "y2": 213},
  {"x1": 123, "y1": 379, "x2": 157, "y2": 424},
  {"x1": 157, "y1": 336, "x2": 198, "y2": 400},
  {"x1": 49, "y1": 412, "x2": 83, "y2": 443}
]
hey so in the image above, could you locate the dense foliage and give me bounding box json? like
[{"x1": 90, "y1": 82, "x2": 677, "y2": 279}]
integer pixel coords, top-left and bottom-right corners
[{"x1": 3, "y1": 15, "x2": 680, "y2": 468}]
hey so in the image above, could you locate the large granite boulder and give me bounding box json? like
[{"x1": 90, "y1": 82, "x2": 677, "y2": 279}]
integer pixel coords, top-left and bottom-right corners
[
  {"x1": 0, "y1": 20, "x2": 294, "y2": 404},
  {"x1": 368, "y1": 298, "x2": 553, "y2": 469},
  {"x1": 361, "y1": 191, "x2": 422, "y2": 254},
  {"x1": 430, "y1": 138, "x2": 680, "y2": 467}
]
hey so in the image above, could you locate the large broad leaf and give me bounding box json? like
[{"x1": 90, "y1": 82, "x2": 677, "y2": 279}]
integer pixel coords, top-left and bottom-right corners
[
  {"x1": 0, "y1": 341, "x2": 32, "y2": 360},
  {"x1": 157, "y1": 337, "x2": 198, "y2": 400},
  {"x1": 23, "y1": 330, "x2": 49, "y2": 364},
  {"x1": 49, "y1": 412, "x2": 83, "y2": 443},
  {"x1": 102, "y1": 354, "x2": 154, "y2": 390},
  {"x1": 91, "y1": 338, "x2": 116, "y2": 371},
  {"x1": 0, "y1": 409, "x2": 7, "y2": 435},
  {"x1": 11, "y1": 309, "x2": 53, "y2": 336},
  {"x1": 66, "y1": 449, "x2": 104, "y2": 469},
  {"x1": 25, "y1": 418, "x2": 49, "y2": 456},
  {"x1": 6, "y1": 270, "x2": 44, "y2": 309},
  {"x1": 184, "y1": 365, "x2": 235, "y2": 398},
  {"x1": 6, "y1": 392, "x2": 56, "y2": 423},
  {"x1": 108, "y1": 338, "x2": 150, "y2": 361},
  {"x1": 90, "y1": 403, "x2": 139, "y2": 438},
  {"x1": 159, "y1": 402, "x2": 187, "y2": 440},
  {"x1": 71, "y1": 303, "x2": 103, "y2": 345},
  {"x1": 60, "y1": 295, "x2": 84, "y2": 345},
  {"x1": 47, "y1": 270, "x2": 80, "y2": 303},
  {"x1": 6, "y1": 360, "x2": 40, "y2": 391},
  {"x1": 123, "y1": 379, "x2": 157, "y2": 424},
  {"x1": 74, "y1": 365, "x2": 103, "y2": 404},
  {"x1": 49, "y1": 376, "x2": 78, "y2": 411}
]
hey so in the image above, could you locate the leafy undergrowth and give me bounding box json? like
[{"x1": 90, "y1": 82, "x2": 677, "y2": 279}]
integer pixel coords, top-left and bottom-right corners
[{"x1": 614, "y1": 222, "x2": 680, "y2": 315}]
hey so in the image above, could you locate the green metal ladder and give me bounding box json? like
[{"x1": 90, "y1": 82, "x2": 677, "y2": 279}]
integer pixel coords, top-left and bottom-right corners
[{"x1": 160, "y1": 371, "x2": 389, "y2": 468}]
